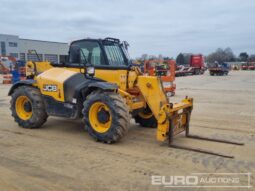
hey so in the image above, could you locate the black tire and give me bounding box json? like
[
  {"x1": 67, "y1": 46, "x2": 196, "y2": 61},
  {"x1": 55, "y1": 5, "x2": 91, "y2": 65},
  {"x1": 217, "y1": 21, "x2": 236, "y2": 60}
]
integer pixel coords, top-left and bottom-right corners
[
  {"x1": 83, "y1": 90, "x2": 130, "y2": 143},
  {"x1": 210, "y1": 72, "x2": 214, "y2": 76},
  {"x1": 194, "y1": 69, "x2": 199, "y2": 75},
  {"x1": 10, "y1": 86, "x2": 48, "y2": 128},
  {"x1": 134, "y1": 107, "x2": 157, "y2": 128}
]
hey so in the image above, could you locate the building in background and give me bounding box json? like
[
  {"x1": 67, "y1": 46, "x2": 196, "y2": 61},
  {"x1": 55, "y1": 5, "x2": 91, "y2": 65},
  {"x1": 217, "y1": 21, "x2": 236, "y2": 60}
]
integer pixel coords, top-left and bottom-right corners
[
  {"x1": 0, "y1": 34, "x2": 69, "y2": 63},
  {"x1": 0, "y1": 34, "x2": 19, "y2": 59}
]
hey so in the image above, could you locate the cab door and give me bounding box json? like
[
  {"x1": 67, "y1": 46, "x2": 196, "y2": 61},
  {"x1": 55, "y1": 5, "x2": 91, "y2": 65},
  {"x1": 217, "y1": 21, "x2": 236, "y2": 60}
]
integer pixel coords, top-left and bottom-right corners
[{"x1": 94, "y1": 42, "x2": 129, "y2": 91}]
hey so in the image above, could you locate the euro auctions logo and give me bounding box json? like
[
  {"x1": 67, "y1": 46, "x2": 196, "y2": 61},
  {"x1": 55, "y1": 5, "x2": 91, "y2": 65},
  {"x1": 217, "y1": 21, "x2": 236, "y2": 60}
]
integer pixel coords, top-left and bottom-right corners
[
  {"x1": 152, "y1": 175, "x2": 198, "y2": 187},
  {"x1": 151, "y1": 173, "x2": 252, "y2": 188}
]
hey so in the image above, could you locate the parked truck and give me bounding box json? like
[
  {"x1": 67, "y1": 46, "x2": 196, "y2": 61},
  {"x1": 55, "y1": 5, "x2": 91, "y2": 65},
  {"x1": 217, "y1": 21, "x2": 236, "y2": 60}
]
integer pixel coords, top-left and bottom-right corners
[
  {"x1": 208, "y1": 62, "x2": 230, "y2": 76},
  {"x1": 175, "y1": 54, "x2": 205, "y2": 76}
]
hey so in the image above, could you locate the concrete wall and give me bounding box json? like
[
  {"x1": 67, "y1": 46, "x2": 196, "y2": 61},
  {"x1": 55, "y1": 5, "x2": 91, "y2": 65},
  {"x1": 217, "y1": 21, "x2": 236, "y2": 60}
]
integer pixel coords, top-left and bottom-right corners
[
  {"x1": 0, "y1": 34, "x2": 19, "y2": 58},
  {"x1": 0, "y1": 34, "x2": 69, "y2": 63},
  {"x1": 19, "y1": 39, "x2": 69, "y2": 62}
]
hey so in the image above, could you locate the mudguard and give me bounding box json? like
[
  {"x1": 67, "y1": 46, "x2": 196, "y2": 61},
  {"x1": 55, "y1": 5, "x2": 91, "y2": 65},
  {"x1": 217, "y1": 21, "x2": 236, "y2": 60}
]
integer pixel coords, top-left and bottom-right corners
[
  {"x1": 71, "y1": 80, "x2": 118, "y2": 103},
  {"x1": 8, "y1": 80, "x2": 36, "y2": 96},
  {"x1": 87, "y1": 81, "x2": 118, "y2": 90}
]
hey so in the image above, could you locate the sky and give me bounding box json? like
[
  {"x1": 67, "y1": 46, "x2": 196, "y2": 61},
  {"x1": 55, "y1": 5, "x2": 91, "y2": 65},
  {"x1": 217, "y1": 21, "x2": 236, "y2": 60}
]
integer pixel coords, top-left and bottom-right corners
[{"x1": 1, "y1": 0, "x2": 255, "y2": 58}]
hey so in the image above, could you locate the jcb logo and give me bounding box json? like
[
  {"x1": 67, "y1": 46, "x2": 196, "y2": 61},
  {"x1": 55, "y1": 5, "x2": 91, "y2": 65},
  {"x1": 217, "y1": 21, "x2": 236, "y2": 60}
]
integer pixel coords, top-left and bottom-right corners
[{"x1": 43, "y1": 84, "x2": 57, "y2": 92}]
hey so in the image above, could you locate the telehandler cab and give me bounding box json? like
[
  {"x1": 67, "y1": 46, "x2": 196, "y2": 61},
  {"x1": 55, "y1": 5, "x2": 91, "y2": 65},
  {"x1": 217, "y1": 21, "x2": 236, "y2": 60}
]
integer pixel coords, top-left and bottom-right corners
[{"x1": 9, "y1": 37, "x2": 243, "y2": 158}]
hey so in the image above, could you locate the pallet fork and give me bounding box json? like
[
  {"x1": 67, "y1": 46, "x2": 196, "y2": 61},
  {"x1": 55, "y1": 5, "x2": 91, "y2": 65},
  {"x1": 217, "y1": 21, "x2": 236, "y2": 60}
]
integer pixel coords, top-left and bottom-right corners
[{"x1": 168, "y1": 111, "x2": 244, "y2": 158}]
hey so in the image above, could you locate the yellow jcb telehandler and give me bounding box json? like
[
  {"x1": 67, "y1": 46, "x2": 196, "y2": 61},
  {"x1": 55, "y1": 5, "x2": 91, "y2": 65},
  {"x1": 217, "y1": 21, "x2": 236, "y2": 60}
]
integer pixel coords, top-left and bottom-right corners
[{"x1": 9, "y1": 38, "x2": 243, "y2": 158}]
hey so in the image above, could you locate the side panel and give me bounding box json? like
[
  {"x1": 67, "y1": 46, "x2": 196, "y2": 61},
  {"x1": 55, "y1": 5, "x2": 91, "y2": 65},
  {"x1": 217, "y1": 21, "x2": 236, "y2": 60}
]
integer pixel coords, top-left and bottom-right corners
[
  {"x1": 95, "y1": 69, "x2": 127, "y2": 91},
  {"x1": 36, "y1": 68, "x2": 78, "y2": 102},
  {"x1": 43, "y1": 95, "x2": 79, "y2": 119},
  {"x1": 66, "y1": 67, "x2": 128, "y2": 91}
]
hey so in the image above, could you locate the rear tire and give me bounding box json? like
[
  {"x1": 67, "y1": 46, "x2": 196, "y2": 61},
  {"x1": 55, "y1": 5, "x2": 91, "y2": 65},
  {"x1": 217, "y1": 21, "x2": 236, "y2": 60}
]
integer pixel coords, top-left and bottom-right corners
[
  {"x1": 83, "y1": 90, "x2": 130, "y2": 143},
  {"x1": 10, "y1": 86, "x2": 48, "y2": 128},
  {"x1": 134, "y1": 107, "x2": 157, "y2": 128},
  {"x1": 194, "y1": 69, "x2": 199, "y2": 75}
]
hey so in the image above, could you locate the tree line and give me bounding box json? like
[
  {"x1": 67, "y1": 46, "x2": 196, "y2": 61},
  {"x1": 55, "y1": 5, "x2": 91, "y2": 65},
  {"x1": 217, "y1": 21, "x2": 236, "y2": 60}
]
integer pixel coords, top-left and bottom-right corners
[
  {"x1": 137, "y1": 48, "x2": 255, "y2": 63},
  {"x1": 206, "y1": 48, "x2": 255, "y2": 63}
]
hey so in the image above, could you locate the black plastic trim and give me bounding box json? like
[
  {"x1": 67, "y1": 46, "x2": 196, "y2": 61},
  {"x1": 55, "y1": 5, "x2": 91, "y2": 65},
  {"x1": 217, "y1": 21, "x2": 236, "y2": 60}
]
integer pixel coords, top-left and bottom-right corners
[
  {"x1": 8, "y1": 80, "x2": 36, "y2": 96},
  {"x1": 63, "y1": 73, "x2": 118, "y2": 103}
]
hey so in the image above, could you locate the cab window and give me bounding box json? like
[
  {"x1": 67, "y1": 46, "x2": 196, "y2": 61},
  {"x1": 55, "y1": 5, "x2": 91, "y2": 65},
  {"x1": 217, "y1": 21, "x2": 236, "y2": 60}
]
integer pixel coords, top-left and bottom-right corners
[{"x1": 69, "y1": 41, "x2": 106, "y2": 66}]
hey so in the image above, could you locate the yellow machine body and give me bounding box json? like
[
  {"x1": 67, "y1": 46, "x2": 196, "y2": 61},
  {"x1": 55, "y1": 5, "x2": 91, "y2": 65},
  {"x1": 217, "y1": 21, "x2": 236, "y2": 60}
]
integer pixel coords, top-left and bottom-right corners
[
  {"x1": 26, "y1": 64, "x2": 192, "y2": 142},
  {"x1": 68, "y1": 68, "x2": 128, "y2": 91},
  {"x1": 36, "y1": 68, "x2": 77, "y2": 102},
  {"x1": 26, "y1": 61, "x2": 53, "y2": 76}
]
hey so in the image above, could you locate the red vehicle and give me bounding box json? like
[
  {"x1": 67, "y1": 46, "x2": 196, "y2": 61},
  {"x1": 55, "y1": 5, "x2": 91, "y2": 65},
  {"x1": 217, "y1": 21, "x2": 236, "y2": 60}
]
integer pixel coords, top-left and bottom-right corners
[
  {"x1": 248, "y1": 62, "x2": 255, "y2": 70},
  {"x1": 176, "y1": 54, "x2": 205, "y2": 76},
  {"x1": 143, "y1": 59, "x2": 176, "y2": 97},
  {"x1": 241, "y1": 62, "x2": 255, "y2": 70},
  {"x1": 241, "y1": 63, "x2": 249, "y2": 70}
]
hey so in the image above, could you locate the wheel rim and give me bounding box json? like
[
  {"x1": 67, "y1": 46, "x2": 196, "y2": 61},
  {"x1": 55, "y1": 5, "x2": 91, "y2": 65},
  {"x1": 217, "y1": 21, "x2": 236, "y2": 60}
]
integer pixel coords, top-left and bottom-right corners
[
  {"x1": 138, "y1": 110, "x2": 153, "y2": 119},
  {"x1": 15, "y1": 96, "x2": 32, "y2": 120},
  {"x1": 89, "y1": 102, "x2": 112, "y2": 133}
]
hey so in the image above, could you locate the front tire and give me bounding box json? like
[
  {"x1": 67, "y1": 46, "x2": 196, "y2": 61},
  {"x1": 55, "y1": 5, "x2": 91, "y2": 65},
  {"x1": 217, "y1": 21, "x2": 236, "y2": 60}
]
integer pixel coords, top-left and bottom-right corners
[
  {"x1": 10, "y1": 86, "x2": 48, "y2": 128},
  {"x1": 83, "y1": 91, "x2": 130, "y2": 143}
]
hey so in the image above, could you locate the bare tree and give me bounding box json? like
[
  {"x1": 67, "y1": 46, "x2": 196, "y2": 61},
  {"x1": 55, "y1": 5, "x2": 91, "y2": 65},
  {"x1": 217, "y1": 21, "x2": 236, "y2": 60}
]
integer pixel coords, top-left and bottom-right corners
[
  {"x1": 176, "y1": 53, "x2": 185, "y2": 65},
  {"x1": 248, "y1": 54, "x2": 255, "y2": 62},
  {"x1": 206, "y1": 48, "x2": 236, "y2": 63},
  {"x1": 158, "y1": 54, "x2": 163, "y2": 60},
  {"x1": 140, "y1": 54, "x2": 148, "y2": 60},
  {"x1": 148, "y1": 55, "x2": 157, "y2": 60},
  {"x1": 239, "y1": 52, "x2": 249, "y2": 61}
]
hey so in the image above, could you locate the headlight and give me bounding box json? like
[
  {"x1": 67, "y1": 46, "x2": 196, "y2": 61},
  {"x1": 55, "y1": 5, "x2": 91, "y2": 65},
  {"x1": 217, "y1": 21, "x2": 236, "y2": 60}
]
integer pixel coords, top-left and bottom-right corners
[
  {"x1": 162, "y1": 82, "x2": 173, "y2": 88},
  {"x1": 86, "y1": 66, "x2": 95, "y2": 77}
]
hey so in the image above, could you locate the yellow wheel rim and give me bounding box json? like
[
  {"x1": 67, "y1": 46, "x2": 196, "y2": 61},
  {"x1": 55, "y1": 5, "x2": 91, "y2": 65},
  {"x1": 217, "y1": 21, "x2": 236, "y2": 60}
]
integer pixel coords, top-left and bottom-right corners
[
  {"x1": 15, "y1": 96, "x2": 32, "y2": 120},
  {"x1": 138, "y1": 111, "x2": 153, "y2": 119},
  {"x1": 89, "y1": 102, "x2": 112, "y2": 133}
]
